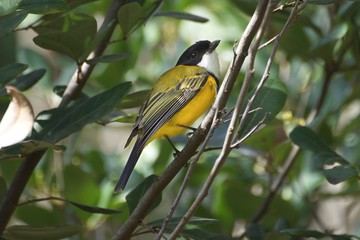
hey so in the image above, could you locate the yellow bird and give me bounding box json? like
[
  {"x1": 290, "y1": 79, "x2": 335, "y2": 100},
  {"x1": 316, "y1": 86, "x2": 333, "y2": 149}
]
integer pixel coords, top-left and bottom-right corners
[{"x1": 115, "y1": 40, "x2": 220, "y2": 192}]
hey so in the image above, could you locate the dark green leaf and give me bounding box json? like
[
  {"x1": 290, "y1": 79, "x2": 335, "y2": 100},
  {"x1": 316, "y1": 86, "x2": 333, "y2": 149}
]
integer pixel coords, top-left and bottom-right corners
[
  {"x1": 82, "y1": 19, "x2": 115, "y2": 59},
  {"x1": 289, "y1": 126, "x2": 348, "y2": 165},
  {"x1": 53, "y1": 85, "x2": 89, "y2": 99},
  {"x1": 323, "y1": 165, "x2": 358, "y2": 184},
  {"x1": 266, "y1": 231, "x2": 288, "y2": 240},
  {"x1": 32, "y1": 82, "x2": 132, "y2": 143},
  {"x1": 0, "y1": 11, "x2": 27, "y2": 37},
  {"x1": 0, "y1": 140, "x2": 65, "y2": 161},
  {"x1": 67, "y1": 199, "x2": 120, "y2": 214},
  {"x1": 148, "y1": 217, "x2": 218, "y2": 228},
  {"x1": 117, "y1": 2, "x2": 142, "y2": 37},
  {"x1": 66, "y1": 0, "x2": 98, "y2": 9},
  {"x1": 247, "y1": 223, "x2": 266, "y2": 240},
  {"x1": 86, "y1": 52, "x2": 132, "y2": 65},
  {"x1": 289, "y1": 126, "x2": 331, "y2": 152},
  {"x1": 18, "y1": 0, "x2": 69, "y2": 14},
  {"x1": 239, "y1": 79, "x2": 287, "y2": 138},
  {"x1": 311, "y1": 23, "x2": 348, "y2": 59},
  {"x1": 0, "y1": 69, "x2": 45, "y2": 96},
  {"x1": 181, "y1": 228, "x2": 234, "y2": 240},
  {"x1": 0, "y1": 177, "x2": 7, "y2": 200},
  {"x1": 126, "y1": 175, "x2": 161, "y2": 215},
  {"x1": 33, "y1": 13, "x2": 97, "y2": 61},
  {"x1": 20, "y1": 196, "x2": 121, "y2": 214},
  {"x1": 308, "y1": 0, "x2": 341, "y2": 4},
  {"x1": 116, "y1": 89, "x2": 149, "y2": 109},
  {"x1": 117, "y1": 0, "x2": 162, "y2": 38},
  {"x1": 155, "y1": 11, "x2": 208, "y2": 23},
  {"x1": 281, "y1": 229, "x2": 326, "y2": 238},
  {"x1": 4, "y1": 225, "x2": 81, "y2": 240},
  {"x1": 280, "y1": 229, "x2": 358, "y2": 239},
  {"x1": 98, "y1": 112, "x2": 136, "y2": 125},
  {"x1": 0, "y1": 63, "x2": 28, "y2": 85}
]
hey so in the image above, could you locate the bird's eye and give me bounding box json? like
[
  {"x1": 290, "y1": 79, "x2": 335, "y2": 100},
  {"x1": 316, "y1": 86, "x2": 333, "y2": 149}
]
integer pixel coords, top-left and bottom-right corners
[{"x1": 191, "y1": 53, "x2": 197, "y2": 58}]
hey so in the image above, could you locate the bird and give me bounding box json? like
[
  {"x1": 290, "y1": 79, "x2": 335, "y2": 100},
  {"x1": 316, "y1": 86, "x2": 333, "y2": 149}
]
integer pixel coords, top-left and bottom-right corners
[{"x1": 115, "y1": 40, "x2": 221, "y2": 192}]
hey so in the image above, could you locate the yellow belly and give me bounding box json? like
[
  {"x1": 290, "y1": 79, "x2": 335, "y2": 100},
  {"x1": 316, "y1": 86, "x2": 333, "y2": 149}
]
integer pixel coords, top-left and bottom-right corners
[{"x1": 147, "y1": 76, "x2": 217, "y2": 143}]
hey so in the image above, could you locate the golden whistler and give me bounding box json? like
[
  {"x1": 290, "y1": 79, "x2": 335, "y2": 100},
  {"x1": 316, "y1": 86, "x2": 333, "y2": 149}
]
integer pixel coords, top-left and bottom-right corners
[{"x1": 115, "y1": 40, "x2": 221, "y2": 192}]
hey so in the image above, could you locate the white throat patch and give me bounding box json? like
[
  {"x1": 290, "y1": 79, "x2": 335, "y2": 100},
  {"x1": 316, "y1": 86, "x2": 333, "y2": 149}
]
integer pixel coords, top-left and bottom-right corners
[{"x1": 197, "y1": 51, "x2": 220, "y2": 79}]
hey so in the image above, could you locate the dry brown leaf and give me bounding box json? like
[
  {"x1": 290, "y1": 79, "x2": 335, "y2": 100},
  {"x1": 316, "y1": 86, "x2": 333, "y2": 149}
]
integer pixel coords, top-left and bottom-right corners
[{"x1": 0, "y1": 86, "x2": 34, "y2": 148}]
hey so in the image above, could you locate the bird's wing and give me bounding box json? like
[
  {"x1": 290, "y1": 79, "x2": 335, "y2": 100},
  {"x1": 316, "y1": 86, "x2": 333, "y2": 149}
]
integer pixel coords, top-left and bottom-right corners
[{"x1": 137, "y1": 70, "x2": 210, "y2": 144}]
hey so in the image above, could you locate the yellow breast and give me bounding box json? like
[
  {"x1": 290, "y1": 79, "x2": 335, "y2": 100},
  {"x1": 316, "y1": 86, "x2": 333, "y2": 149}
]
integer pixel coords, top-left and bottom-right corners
[{"x1": 148, "y1": 75, "x2": 217, "y2": 142}]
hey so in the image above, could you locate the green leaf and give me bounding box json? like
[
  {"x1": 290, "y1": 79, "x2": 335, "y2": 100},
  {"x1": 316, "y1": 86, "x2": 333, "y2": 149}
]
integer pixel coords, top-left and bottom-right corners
[
  {"x1": 116, "y1": 89, "x2": 150, "y2": 109},
  {"x1": 117, "y1": 2, "x2": 143, "y2": 37},
  {"x1": 86, "y1": 52, "x2": 132, "y2": 65},
  {"x1": 323, "y1": 165, "x2": 358, "y2": 184},
  {"x1": 155, "y1": 11, "x2": 208, "y2": 23},
  {"x1": 308, "y1": 0, "x2": 341, "y2": 4},
  {"x1": 4, "y1": 225, "x2": 81, "y2": 240},
  {"x1": 289, "y1": 126, "x2": 331, "y2": 152},
  {"x1": 117, "y1": 0, "x2": 162, "y2": 38},
  {"x1": 239, "y1": 79, "x2": 287, "y2": 138},
  {"x1": 98, "y1": 112, "x2": 136, "y2": 125},
  {"x1": 66, "y1": 0, "x2": 98, "y2": 9},
  {"x1": 0, "y1": 177, "x2": 7, "y2": 200},
  {"x1": 66, "y1": 199, "x2": 120, "y2": 214},
  {"x1": 148, "y1": 217, "x2": 218, "y2": 228},
  {"x1": 311, "y1": 23, "x2": 348, "y2": 59},
  {"x1": 125, "y1": 175, "x2": 161, "y2": 215},
  {"x1": 280, "y1": 229, "x2": 358, "y2": 240},
  {"x1": 18, "y1": 0, "x2": 69, "y2": 14},
  {"x1": 290, "y1": 126, "x2": 358, "y2": 184},
  {"x1": 289, "y1": 126, "x2": 348, "y2": 165},
  {"x1": 0, "y1": 63, "x2": 28, "y2": 85},
  {"x1": 53, "y1": 85, "x2": 89, "y2": 99},
  {"x1": 0, "y1": 140, "x2": 65, "y2": 161},
  {"x1": 0, "y1": 69, "x2": 46, "y2": 96},
  {"x1": 0, "y1": 11, "x2": 27, "y2": 37},
  {"x1": 20, "y1": 196, "x2": 121, "y2": 214},
  {"x1": 181, "y1": 228, "x2": 234, "y2": 240},
  {"x1": 98, "y1": 90, "x2": 150, "y2": 124},
  {"x1": 281, "y1": 229, "x2": 326, "y2": 238},
  {"x1": 32, "y1": 82, "x2": 132, "y2": 143},
  {"x1": 33, "y1": 13, "x2": 97, "y2": 61},
  {"x1": 247, "y1": 223, "x2": 266, "y2": 240}
]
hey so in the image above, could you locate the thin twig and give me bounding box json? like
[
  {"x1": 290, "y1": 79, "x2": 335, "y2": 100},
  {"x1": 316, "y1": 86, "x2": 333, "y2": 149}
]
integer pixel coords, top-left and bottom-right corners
[
  {"x1": 272, "y1": 0, "x2": 304, "y2": 13},
  {"x1": 258, "y1": 35, "x2": 277, "y2": 50},
  {"x1": 231, "y1": 113, "x2": 268, "y2": 149}
]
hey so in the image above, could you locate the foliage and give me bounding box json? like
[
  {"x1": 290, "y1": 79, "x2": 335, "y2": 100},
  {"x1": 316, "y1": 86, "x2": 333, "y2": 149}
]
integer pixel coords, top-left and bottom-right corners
[{"x1": 0, "y1": 0, "x2": 360, "y2": 239}]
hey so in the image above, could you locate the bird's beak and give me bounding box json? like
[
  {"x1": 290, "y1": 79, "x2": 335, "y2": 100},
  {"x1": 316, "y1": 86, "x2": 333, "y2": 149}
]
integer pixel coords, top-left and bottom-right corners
[{"x1": 208, "y1": 40, "x2": 220, "y2": 53}]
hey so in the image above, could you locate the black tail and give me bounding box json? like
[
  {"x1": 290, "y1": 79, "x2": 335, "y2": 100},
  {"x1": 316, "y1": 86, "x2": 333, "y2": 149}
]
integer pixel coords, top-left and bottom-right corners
[{"x1": 114, "y1": 139, "x2": 145, "y2": 192}]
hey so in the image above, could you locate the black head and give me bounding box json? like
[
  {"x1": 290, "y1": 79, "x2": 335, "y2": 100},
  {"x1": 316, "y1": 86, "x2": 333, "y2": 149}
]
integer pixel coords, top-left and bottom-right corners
[{"x1": 176, "y1": 40, "x2": 220, "y2": 66}]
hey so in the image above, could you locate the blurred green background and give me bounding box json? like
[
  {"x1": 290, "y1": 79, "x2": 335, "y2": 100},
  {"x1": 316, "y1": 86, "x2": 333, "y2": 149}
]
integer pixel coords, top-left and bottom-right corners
[{"x1": 0, "y1": 0, "x2": 360, "y2": 239}]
